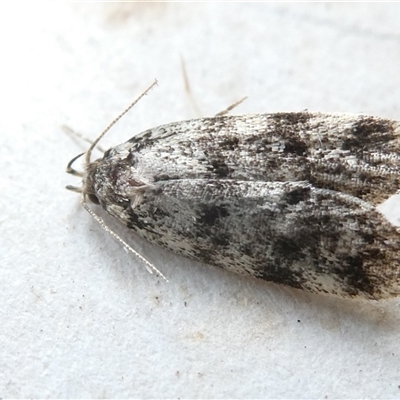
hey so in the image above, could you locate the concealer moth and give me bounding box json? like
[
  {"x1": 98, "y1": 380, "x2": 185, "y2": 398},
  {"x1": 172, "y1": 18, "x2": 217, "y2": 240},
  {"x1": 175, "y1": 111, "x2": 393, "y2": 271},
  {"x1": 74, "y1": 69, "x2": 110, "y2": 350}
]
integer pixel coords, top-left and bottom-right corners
[{"x1": 67, "y1": 81, "x2": 400, "y2": 299}]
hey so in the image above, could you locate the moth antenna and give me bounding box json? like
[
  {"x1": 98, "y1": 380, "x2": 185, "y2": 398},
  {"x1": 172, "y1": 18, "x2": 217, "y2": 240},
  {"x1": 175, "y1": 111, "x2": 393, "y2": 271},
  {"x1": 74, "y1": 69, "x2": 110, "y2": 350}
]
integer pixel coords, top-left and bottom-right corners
[
  {"x1": 81, "y1": 195, "x2": 169, "y2": 282},
  {"x1": 85, "y1": 79, "x2": 158, "y2": 166},
  {"x1": 66, "y1": 81, "x2": 157, "y2": 180},
  {"x1": 62, "y1": 125, "x2": 106, "y2": 153}
]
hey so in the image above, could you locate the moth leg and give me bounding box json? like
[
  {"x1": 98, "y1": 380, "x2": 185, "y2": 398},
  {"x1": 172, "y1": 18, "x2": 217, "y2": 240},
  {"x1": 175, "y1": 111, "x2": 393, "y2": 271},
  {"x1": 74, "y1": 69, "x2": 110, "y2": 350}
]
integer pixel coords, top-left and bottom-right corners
[
  {"x1": 180, "y1": 55, "x2": 202, "y2": 118},
  {"x1": 215, "y1": 96, "x2": 248, "y2": 116},
  {"x1": 180, "y1": 56, "x2": 247, "y2": 117}
]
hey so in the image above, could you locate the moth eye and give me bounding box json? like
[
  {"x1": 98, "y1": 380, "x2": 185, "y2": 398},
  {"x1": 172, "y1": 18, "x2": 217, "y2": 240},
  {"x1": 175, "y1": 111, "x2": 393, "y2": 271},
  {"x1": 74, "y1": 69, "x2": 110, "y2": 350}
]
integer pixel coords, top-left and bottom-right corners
[{"x1": 88, "y1": 194, "x2": 100, "y2": 204}]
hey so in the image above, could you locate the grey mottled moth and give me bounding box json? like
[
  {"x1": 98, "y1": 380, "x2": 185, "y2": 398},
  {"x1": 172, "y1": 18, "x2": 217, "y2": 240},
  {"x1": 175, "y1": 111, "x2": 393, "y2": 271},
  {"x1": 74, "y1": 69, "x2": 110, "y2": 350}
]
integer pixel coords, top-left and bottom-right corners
[{"x1": 67, "y1": 81, "x2": 400, "y2": 300}]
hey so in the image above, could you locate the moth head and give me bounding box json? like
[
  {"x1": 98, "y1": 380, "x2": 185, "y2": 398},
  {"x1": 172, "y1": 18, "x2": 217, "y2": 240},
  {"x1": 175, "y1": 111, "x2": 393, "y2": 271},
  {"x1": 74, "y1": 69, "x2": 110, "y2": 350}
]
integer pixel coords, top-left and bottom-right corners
[
  {"x1": 66, "y1": 152, "x2": 100, "y2": 205},
  {"x1": 65, "y1": 80, "x2": 158, "y2": 207}
]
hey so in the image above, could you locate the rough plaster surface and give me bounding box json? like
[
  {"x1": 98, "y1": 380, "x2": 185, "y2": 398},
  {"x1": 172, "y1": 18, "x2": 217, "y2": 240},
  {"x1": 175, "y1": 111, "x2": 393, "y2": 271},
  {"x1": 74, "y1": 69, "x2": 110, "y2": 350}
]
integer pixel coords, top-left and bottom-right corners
[{"x1": 1, "y1": 3, "x2": 400, "y2": 398}]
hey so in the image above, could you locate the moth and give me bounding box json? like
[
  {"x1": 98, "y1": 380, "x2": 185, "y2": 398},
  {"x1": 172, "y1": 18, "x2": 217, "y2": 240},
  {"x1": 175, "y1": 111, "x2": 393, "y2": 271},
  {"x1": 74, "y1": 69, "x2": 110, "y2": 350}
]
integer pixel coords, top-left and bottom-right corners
[{"x1": 67, "y1": 81, "x2": 400, "y2": 300}]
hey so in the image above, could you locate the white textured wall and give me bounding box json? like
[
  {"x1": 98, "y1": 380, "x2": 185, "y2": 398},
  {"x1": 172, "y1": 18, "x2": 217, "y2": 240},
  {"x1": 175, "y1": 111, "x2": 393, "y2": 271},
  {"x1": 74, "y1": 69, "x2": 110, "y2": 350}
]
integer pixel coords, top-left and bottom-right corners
[{"x1": 1, "y1": 3, "x2": 400, "y2": 398}]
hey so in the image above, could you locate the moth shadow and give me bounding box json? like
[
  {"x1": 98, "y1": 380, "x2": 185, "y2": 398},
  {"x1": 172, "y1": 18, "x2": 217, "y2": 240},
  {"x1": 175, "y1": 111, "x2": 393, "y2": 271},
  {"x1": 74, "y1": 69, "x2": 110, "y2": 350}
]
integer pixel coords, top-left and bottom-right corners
[{"x1": 251, "y1": 277, "x2": 400, "y2": 333}]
